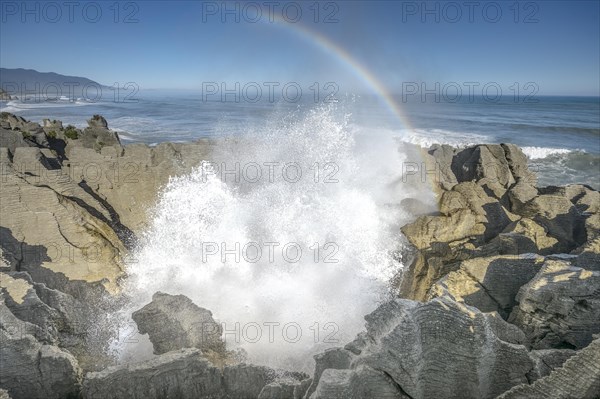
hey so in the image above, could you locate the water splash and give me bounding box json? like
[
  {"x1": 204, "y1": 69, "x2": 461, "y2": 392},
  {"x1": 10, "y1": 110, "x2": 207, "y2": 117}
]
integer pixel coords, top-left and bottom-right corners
[{"x1": 120, "y1": 104, "x2": 423, "y2": 370}]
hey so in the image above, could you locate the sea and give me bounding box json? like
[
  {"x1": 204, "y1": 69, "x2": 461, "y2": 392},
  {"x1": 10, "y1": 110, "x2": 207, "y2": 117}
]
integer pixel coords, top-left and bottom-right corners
[
  {"x1": 2, "y1": 91, "x2": 599, "y2": 370},
  {"x1": 2, "y1": 91, "x2": 598, "y2": 189}
]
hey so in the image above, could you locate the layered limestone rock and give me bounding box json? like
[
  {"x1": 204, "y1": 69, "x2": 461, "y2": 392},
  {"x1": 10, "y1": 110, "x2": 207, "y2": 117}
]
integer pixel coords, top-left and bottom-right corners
[
  {"x1": 399, "y1": 143, "x2": 596, "y2": 302},
  {"x1": 0, "y1": 113, "x2": 217, "y2": 297},
  {"x1": 498, "y1": 338, "x2": 600, "y2": 399},
  {"x1": 82, "y1": 348, "x2": 224, "y2": 399},
  {"x1": 223, "y1": 363, "x2": 279, "y2": 398},
  {"x1": 82, "y1": 348, "x2": 310, "y2": 399},
  {"x1": 508, "y1": 260, "x2": 600, "y2": 350},
  {"x1": 83, "y1": 292, "x2": 311, "y2": 398},
  {"x1": 427, "y1": 254, "x2": 545, "y2": 318},
  {"x1": 304, "y1": 347, "x2": 354, "y2": 398},
  {"x1": 309, "y1": 297, "x2": 533, "y2": 399},
  {"x1": 396, "y1": 142, "x2": 599, "y2": 397},
  {"x1": 526, "y1": 349, "x2": 576, "y2": 382},
  {"x1": 131, "y1": 291, "x2": 226, "y2": 356},
  {"x1": 311, "y1": 365, "x2": 409, "y2": 399},
  {"x1": 0, "y1": 146, "x2": 126, "y2": 293},
  {"x1": 65, "y1": 139, "x2": 213, "y2": 233},
  {"x1": 0, "y1": 298, "x2": 82, "y2": 399},
  {"x1": 0, "y1": 271, "x2": 109, "y2": 371}
]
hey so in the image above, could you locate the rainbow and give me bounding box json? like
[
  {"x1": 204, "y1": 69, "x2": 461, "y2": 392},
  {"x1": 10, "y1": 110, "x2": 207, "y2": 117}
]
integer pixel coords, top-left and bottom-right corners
[
  {"x1": 264, "y1": 18, "x2": 413, "y2": 130},
  {"x1": 259, "y1": 18, "x2": 444, "y2": 195}
]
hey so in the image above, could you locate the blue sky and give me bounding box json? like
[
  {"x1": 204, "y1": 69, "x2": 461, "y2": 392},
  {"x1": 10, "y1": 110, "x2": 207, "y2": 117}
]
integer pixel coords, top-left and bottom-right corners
[{"x1": 1, "y1": 0, "x2": 599, "y2": 95}]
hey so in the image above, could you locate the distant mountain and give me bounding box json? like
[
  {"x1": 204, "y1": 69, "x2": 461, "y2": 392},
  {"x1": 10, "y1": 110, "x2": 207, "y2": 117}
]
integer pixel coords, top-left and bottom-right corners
[{"x1": 0, "y1": 68, "x2": 108, "y2": 98}]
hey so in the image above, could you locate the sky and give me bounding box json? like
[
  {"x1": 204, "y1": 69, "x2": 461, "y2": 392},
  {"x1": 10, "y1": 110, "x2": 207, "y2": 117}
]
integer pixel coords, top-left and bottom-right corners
[{"x1": 1, "y1": 0, "x2": 599, "y2": 96}]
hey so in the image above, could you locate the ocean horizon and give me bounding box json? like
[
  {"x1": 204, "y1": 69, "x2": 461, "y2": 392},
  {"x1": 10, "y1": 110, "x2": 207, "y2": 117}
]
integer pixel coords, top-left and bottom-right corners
[{"x1": 2, "y1": 91, "x2": 598, "y2": 189}]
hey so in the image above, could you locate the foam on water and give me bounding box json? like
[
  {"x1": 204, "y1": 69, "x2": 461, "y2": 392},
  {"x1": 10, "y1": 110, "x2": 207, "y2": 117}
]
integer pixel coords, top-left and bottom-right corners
[
  {"x1": 521, "y1": 146, "x2": 574, "y2": 160},
  {"x1": 401, "y1": 128, "x2": 489, "y2": 148},
  {"x1": 117, "y1": 105, "x2": 424, "y2": 371}
]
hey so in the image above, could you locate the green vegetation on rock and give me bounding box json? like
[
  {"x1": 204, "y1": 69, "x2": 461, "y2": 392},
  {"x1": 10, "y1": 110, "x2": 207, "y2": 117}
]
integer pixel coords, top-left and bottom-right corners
[{"x1": 64, "y1": 125, "x2": 79, "y2": 140}]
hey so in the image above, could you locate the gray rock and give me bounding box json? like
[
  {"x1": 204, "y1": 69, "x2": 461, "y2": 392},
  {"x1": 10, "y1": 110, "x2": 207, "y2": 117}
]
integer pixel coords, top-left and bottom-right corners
[
  {"x1": 0, "y1": 299, "x2": 82, "y2": 399},
  {"x1": 258, "y1": 378, "x2": 298, "y2": 399},
  {"x1": 294, "y1": 378, "x2": 312, "y2": 399},
  {"x1": 0, "y1": 127, "x2": 37, "y2": 156},
  {"x1": 426, "y1": 144, "x2": 458, "y2": 190},
  {"x1": 310, "y1": 297, "x2": 533, "y2": 399},
  {"x1": 311, "y1": 366, "x2": 408, "y2": 399},
  {"x1": 87, "y1": 115, "x2": 108, "y2": 129},
  {"x1": 509, "y1": 260, "x2": 600, "y2": 349},
  {"x1": 402, "y1": 180, "x2": 518, "y2": 252},
  {"x1": 399, "y1": 181, "x2": 519, "y2": 301},
  {"x1": 30, "y1": 130, "x2": 49, "y2": 147},
  {"x1": 0, "y1": 388, "x2": 11, "y2": 399},
  {"x1": 132, "y1": 291, "x2": 226, "y2": 356},
  {"x1": 73, "y1": 124, "x2": 121, "y2": 153},
  {"x1": 564, "y1": 184, "x2": 600, "y2": 214},
  {"x1": 428, "y1": 254, "x2": 545, "y2": 318},
  {"x1": 451, "y1": 144, "x2": 515, "y2": 194},
  {"x1": 441, "y1": 182, "x2": 516, "y2": 237},
  {"x1": 65, "y1": 140, "x2": 214, "y2": 233},
  {"x1": 497, "y1": 218, "x2": 560, "y2": 255},
  {"x1": 575, "y1": 235, "x2": 600, "y2": 272},
  {"x1": 82, "y1": 348, "x2": 224, "y2": 399},
  {"x1": 0, "y1": 295, "x2": 52, "y2": 347},
  {"x1": 0, "y1": 145, "x2": 126, "y2": 294},
  {"x1": 2, "y1": 272, "x2": 103, "y2": 370},
  {"x1": 311, "y1": 369, "x2": 353, "y2": 399},
  {"x1": 482, "y1": 311, "x2": 529, "y2": 345},
  {"x1": 508, "y1": 181, "x2": 539, "y2": 214},
  {"x1": 527, "y1": 349, "x2": 576, "y2": 382},
  {"x1": 0, "y1": 271, "x2": 61, "y2": 344},
  {"x1": 1, "y1": 113, "x2": 43, "y2": 135},
  {"x1": 344, "y1": 332, "x2": 369, "y2": 355},
  {"x1": 401, "y1": 208, "x2": 484, "y2": 251},
  {"x1": 304, "y1": 347, "x2": 354, "y2": 399},
  {"x1": 3, "y1": 112, "x2": 215, "y2": 235},
  {"x1": 43, "y1": 118, "x2": 64, "y2": 131},
  {"x1": 223, "y1": 363, "x2": 277, "y2": 398},
  {"x1": 521, "y1": 194, "x2": 586, "y2": 253},
  {"x1": 498, "y1": 338, "x2": 600, "y2": 399},
  {"x1": 502, "y1": 143, "x2": 537, "y2": 184}
]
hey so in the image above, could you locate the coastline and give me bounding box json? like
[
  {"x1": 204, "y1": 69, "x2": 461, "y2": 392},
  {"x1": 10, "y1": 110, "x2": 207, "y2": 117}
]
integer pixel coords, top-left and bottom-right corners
[{"x1": 1, "y1": 113, "x2": 599, "y2": 398}]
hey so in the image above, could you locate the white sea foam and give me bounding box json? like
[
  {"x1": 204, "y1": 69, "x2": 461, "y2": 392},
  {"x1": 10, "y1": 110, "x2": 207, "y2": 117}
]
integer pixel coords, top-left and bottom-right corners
[
  {"x1": 401, "y1": 128, "x2": 488, "y2": 148},
  {"x1": 521, "y1": 146, "x2": 573, "y2": 160},
  {"x1": 400, "y1": 130, "x2": 578, "y2": 161},
  {"x1": 1, "y1": 99, "x2": 94, "y2": 110},
  {"x1": 117, "y1": 105, "x2": 429, "y2": 371}
]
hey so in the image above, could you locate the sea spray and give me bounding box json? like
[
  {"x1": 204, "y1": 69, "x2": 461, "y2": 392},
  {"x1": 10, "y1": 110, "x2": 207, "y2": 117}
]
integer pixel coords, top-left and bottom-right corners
[{"x1": 117, "y1": 104, "x2": 430, "y2": 371}]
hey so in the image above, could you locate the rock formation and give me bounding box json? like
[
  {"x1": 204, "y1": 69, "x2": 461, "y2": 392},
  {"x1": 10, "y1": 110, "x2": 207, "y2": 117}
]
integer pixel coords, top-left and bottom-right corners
[
  {"x1": 498, "y1": 337, "x2": 600, "y2": 398},
  {"x1": 81, "y1": 292, "x2": 312, "y2": 399},
  {"x1": 82, "y1": 348, "x2": 225, "y2": 399},
  {"x1": 132, "y1": 292, "x2": 226, "y2": 356},
  {"x1": 0, "y1": 297, "x2": 82, "y2": 399},
  {"x1": 309, "y1": 297, "x2": 533, "y2": 398},
  {"x1": 306, "y1": 142, "x2": 599, "y2": 398},
  {"x1": 1, "y1": 114, "x2": 598, "y2": 398}
]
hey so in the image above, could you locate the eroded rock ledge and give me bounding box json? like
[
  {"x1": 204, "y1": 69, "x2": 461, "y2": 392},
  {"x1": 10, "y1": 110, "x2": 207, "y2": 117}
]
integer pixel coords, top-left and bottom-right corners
[{"x1": 1, "y1": 114, "x2": 599, "y2": 399}]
